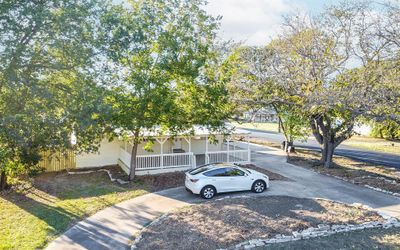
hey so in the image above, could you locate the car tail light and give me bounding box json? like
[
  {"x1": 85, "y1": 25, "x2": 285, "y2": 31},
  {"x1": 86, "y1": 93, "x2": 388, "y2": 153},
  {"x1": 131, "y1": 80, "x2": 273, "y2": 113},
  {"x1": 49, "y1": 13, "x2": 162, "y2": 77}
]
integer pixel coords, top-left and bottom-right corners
[{"x1": 190, "y1": 179, "x2": 199, "y2": 183}]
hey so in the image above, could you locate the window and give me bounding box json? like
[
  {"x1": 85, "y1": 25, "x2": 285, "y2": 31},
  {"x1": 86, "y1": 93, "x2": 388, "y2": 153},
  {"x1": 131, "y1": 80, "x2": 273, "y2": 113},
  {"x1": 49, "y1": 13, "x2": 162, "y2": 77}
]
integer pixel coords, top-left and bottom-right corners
[
  {"x1": 189, "y1": 166, "x2": 211, "y2": 175},
  {"x1": 204, "y1": 168, "x2": 229, "y2": 177},
  {"x1": 226, "y1": 168, "x2": 245, "y2": 176}
]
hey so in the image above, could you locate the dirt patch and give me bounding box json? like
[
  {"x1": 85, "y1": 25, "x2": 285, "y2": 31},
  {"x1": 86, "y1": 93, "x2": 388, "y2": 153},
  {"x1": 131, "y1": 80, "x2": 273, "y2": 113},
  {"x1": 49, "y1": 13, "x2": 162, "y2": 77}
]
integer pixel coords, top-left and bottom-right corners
[
  {"x1": 30, "y1": 166, "x2": 185, "y2": 198},
  {"x1": 134, "y1": 196, "x2": 383, "y2": 250},
  {"x1": 288, "y1": 150, "x2": 400, "y2": 194},
  {"x1": 239, "y1": 164, "x2": 290, "y2": 181}
]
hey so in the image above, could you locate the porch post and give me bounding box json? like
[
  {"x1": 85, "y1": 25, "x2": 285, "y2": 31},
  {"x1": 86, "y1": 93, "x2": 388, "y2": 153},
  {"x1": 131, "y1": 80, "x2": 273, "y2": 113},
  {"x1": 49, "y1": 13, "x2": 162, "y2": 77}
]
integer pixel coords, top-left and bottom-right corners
[
  {"x1": 205, "y1": 136, "x2": 209, "y2": 164},
  {"x1": 182, "y1": 137, "x2": 191, "y2": 152},
  {"x1": 183, "y1": 136, "x2": 193, "y2": 168},
  {"x1": 189, "y1": 137, "x2": 192, "y2": 167},
  {"x1": 247, "y1": 135, "x2": 251, "y2": 163},
  {"x1": 156, "y1": 137, "x2": 167, "y2": 168},
  {"x1": 227, "y1": 136, "x2": 230, "y2": 162}
]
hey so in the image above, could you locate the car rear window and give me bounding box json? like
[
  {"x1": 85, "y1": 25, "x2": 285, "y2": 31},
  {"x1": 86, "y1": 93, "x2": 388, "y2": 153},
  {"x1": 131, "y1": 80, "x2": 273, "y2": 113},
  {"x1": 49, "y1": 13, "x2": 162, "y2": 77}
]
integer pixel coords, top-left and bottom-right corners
[{"x1": 189, "y1": 166, "x2": 211, "y2": 175}]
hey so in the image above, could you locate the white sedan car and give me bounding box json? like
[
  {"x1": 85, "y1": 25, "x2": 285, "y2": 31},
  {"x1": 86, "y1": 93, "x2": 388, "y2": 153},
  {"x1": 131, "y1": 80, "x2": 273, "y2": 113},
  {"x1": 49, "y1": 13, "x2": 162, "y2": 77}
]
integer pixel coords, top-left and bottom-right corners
[{"x1": 185, "y1": 163, "x2": 269, "y2": 199}]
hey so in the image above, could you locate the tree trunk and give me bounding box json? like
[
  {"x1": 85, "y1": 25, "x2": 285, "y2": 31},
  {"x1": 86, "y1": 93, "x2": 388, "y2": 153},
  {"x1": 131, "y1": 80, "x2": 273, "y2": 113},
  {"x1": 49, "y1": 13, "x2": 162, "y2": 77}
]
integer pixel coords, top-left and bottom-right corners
[
  {"x1": 129, "y1": 142, "x2": 139, "y2": 181},
  {"x1": 322, "y1": 141, "x2": 335, "y2": 168},
  {"x1": 0, "y1": 171, "x2": 8, "y2": 191},
  {"x1": 286, "y1": 141, "x2": 295, "y2": 153},
  {"x1": 278, "y1": 117, "x2": 282, "y2": 133},
  {"x1": 320, "y1": 140, "x2": 328, "y2": 164}
]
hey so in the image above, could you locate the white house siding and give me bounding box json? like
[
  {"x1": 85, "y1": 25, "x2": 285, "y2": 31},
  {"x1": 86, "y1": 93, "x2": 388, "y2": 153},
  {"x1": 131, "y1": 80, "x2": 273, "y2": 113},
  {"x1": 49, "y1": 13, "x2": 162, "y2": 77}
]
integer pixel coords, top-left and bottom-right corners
[
  {"x1": 76, "y1": 140, "x2": 122, "y2": 168},
  {"x1": 131, "y1": 137, "x2": 223, "y2": 155}
]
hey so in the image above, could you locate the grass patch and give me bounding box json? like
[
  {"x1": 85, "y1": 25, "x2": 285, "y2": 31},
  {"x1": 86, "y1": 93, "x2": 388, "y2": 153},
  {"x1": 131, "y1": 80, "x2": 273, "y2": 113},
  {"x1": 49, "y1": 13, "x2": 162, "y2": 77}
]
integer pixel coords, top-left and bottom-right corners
[
  {"x1": 247, "y1": 137, "x2": 282, "y2": 149},
  {"x1": 231, "y1": 122, "x2": 279, "y2": 133},
  {"x1": 0, "y1": 167, "x2": 184, "y2": 250},
  {"x1": 288, "y1": 150, "x2": 400, "y2": 194},
  {"x1": 234, "y1": 121, "x2": 399, "y2": 156},
  {"x1": 259, "y1": 227, "x2": 400, "y2": 250},
  {"x1": 343, "y1": 136, "x2": 400, "y2": 155}
]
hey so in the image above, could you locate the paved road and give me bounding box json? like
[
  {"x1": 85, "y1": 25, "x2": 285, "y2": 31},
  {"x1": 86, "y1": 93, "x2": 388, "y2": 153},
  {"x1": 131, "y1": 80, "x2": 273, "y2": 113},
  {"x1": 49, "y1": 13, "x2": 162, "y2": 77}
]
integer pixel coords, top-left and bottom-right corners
[
  {"x1": 241, "y1": 128, "x2": 400, "y2": 169},
  {"x1": 46, "y1": 144, "x2": 400, "y2": 250}
]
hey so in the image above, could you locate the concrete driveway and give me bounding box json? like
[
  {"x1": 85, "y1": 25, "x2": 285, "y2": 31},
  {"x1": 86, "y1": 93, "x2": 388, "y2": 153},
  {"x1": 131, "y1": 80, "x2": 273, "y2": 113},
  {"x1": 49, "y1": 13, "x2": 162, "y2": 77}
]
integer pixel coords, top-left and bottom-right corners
[{"x1": 46, "y1": 144, "x2": 400, "y2": 250}]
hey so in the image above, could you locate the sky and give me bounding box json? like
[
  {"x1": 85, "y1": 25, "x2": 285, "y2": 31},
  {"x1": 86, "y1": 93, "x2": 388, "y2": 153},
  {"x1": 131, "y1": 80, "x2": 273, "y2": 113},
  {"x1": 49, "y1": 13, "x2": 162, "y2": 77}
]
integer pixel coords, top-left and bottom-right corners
[{"x1": 204, "y1": 0, "x2": 338, "y2": 46}]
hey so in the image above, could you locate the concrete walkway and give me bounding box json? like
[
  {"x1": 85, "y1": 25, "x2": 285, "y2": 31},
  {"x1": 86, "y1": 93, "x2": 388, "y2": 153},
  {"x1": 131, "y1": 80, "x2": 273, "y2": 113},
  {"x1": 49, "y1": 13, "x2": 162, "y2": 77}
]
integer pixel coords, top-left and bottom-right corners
[{"x1": 46, "y1": 144, "x2": 400, "y2": 250}]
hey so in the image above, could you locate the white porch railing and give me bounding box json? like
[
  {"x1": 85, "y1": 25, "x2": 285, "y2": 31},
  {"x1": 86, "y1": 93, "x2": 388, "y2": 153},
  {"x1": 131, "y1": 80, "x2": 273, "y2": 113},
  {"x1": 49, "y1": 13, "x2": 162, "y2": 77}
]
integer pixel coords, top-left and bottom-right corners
[
  {"x1": 206, "y1": 149, "x2": 250, "y2": 164},
  {"x1": 119, "y1": 149, "x2": 194, "y2": 171},
  {"x1": 136, "y1": 152, "x2": 194, "y2": 170}
]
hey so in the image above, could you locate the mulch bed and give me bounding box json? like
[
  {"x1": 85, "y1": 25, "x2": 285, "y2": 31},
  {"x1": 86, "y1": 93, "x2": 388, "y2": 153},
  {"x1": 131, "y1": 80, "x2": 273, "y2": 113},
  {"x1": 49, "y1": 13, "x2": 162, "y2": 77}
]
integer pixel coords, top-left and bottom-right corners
[
  {"x1": 288, "y1": 151, "x2": 400, "y2": 194},
  {"x1": 134, "y1": 196, "x2": 383, "y2": 250},
  {"x1": 239, "y1": 163, "x2": 290, "y2": 181},
  {"x1": 10, "y1": 163, "x2": 287, "y2": 198},
  {"x1": 31, "y1": 166, "x2": 186, "y2": 196},
  {"x1": 259, "y1": 227, "x2": 400, "y2": 250}
]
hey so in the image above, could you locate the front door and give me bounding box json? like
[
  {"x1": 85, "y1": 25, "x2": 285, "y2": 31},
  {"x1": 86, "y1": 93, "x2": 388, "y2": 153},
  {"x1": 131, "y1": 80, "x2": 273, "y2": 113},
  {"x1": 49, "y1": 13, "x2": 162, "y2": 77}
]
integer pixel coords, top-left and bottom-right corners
[{"x1": 173, "y1": 138, "x2": 182, "y2": 149}]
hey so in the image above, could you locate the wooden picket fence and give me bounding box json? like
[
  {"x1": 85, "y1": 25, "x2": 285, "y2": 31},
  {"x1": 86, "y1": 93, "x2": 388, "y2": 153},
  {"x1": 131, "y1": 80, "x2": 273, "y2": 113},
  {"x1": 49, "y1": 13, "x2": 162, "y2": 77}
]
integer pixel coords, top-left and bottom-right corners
[{"x1": 38, "y1": 150, "x2": 76, "y2": 172}]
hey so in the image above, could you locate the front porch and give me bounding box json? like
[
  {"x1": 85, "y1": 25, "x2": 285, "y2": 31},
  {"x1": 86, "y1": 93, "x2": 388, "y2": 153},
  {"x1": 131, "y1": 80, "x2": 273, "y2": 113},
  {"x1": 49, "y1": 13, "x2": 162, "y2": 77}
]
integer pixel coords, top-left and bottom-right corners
[{"x1": 118, "y1": 133, "x2": 251, "y2": 175}]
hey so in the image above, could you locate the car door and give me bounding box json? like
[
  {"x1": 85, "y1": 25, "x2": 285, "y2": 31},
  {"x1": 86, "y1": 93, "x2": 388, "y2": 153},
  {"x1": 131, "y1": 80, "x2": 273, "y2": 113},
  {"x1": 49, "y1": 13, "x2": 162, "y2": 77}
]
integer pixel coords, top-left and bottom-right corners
[
  {"x1": 225, "y1": 167, "x2": 252, "y2": 191},
  {"x1": 203, "y1": 168, "x2": 232, "y2": 193}
]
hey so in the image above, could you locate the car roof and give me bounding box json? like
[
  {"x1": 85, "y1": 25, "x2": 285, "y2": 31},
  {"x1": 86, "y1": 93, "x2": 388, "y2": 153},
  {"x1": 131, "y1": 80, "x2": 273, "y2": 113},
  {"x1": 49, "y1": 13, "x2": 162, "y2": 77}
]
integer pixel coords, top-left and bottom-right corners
[
  {"x1": 188, "y1": 163, "x2": 248, "y2": 175},
  {"x1": 206, "y1": 162, "x2": 238, "y2": 169}
]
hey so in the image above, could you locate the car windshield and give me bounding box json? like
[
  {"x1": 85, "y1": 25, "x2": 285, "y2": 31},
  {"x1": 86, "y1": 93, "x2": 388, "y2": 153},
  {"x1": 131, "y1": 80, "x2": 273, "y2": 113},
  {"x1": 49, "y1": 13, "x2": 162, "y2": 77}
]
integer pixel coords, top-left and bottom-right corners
[
  {"x1": 189, "y1": 166, "x2": 212, "y2": 175},
  {"x1": 234, "y1": 165, "x2": 251, "y2": 173}
]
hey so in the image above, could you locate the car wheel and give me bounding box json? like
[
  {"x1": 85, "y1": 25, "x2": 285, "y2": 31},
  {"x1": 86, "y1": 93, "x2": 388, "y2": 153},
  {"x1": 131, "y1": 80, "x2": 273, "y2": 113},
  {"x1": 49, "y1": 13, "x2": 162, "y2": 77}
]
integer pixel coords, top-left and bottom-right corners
[
  {"x1": 252, "y1": 180, "x2": 266, "y2": 193},
  {"x1": 200, "y1": 185, "x2": 216, "y2": 199}
]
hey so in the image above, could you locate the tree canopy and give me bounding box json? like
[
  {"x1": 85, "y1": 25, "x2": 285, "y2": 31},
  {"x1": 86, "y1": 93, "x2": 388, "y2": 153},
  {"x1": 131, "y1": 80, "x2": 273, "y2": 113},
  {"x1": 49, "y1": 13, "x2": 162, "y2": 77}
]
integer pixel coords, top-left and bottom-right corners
[
  {"x1": 0, "y1": 0, "x2": 110, "y2": 189},
  {"x1": 97, "y1": 0, "x2": 230, "y2": 179},
  {"x1": 227, "y1": 1, "x2": 400, "y2": 167}
]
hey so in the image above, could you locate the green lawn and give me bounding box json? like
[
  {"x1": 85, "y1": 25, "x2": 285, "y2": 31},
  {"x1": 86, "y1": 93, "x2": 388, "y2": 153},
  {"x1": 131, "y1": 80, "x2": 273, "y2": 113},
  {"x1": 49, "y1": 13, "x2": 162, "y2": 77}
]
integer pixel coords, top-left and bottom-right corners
[
  {"x1": 0, "y1": 169, "x2": 183, "y2": 250},
  {"x1": 231, "y1": 122, "x2": 279, "y2": 133},
  {"x1": 343, "y1": 136, "x2": 400, "y2": 155},
  {"x1": 232, "y1": 121, "x2": 400, "y2": 156},
  {"x1": 259, "y1": 227, "x2": 400, "y2": 250}
]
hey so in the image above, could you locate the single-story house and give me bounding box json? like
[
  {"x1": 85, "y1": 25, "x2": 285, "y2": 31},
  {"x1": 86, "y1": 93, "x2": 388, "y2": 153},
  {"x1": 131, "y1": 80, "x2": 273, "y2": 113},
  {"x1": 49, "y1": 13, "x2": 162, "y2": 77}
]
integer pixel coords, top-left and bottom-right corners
[{"x1": 71, "y1": 127, "x2": 251, "y2": 175}]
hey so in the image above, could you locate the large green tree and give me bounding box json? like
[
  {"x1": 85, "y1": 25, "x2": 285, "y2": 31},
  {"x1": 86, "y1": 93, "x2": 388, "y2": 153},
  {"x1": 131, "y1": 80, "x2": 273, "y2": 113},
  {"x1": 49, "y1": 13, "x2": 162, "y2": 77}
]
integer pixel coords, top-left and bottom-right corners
[
  {"x1": 0, "y1": 0, "x2": 109, "y2": 189},
  {"x1": 227, "y1": 46, "x2": 310, "y2": 151},
  {"x1": 227, "y1": 1, "x2": 400, "y2": 168},
  {"x1": 100, "y1": 0, "x2": 229, "y2": 180}
]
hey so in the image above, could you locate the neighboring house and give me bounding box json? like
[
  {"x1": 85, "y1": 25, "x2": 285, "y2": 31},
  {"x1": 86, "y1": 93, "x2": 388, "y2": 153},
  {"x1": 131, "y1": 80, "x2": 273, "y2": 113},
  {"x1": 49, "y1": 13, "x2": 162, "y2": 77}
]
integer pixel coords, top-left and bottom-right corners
[
  {"x1": 354, "y1": 123, "x2": 372, "y2": 136},
  {"x1": 242, "y1": 108, "x2": 278, "y2": 123},
  {"x1": 40, "y1": 127, "x2": 252, "y2": 175}
]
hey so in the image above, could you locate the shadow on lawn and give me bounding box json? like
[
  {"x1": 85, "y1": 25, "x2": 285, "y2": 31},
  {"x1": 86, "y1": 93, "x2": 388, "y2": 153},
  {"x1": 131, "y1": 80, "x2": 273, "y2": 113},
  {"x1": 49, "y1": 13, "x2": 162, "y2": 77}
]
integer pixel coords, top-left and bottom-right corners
[
  {"x1": 1, "y1": 192, "x2": 80, "y2": 248},
  {"x1": 0, "y1": 166, "x2": 185, "y2": 249},
  {"x1": 1, "y1": 190, "x2": 163, "y2": 250},
  {"x1": 30, "y1": 166, "x2": 185, "y2": 200}
]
